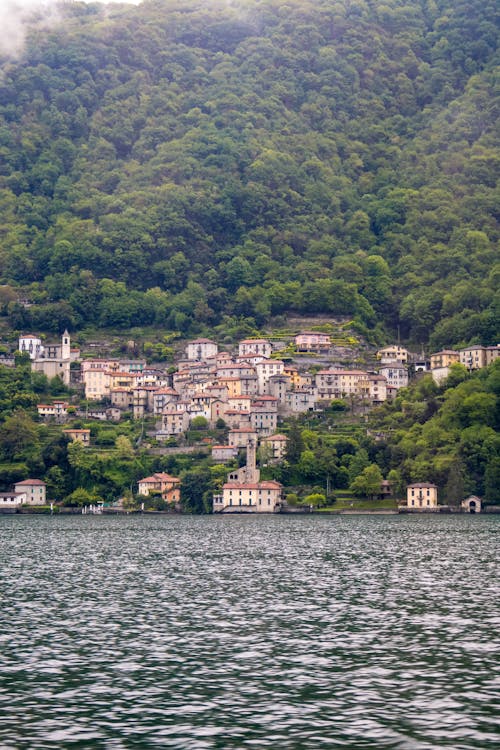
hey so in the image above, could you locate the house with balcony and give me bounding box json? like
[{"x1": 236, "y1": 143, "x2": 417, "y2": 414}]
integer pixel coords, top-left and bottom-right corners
[
  {"x1": 294, "y1": 332, "x2": 331, "y2": 352},
  {"x1": 403, "y1": 483, "x2": 439, "y2": 511},
  {"x1": 377, "y1": 345, "x2": 409, "y2": 364},
  {"x1": 378, "y1": 362, "x2": 408, "y2": 390}
]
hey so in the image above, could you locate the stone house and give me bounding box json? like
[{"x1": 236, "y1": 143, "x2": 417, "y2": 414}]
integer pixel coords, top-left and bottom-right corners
[
  {"x1": 228, "y1": 427, "x2": 258, "y2": 449},
  {"x1": 211, "y1": 445, "x2": 238, "y2": 463},
  {"x1": 185, "y1": 338, "x2": 218, "y2": 361}
]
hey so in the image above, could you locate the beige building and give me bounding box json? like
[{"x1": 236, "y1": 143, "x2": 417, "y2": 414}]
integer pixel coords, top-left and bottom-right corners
[
  {"x1": 357, "y1": 374, "x2": 388, "y2": 403},
  {"x1": 31, "y1": 330, "x2": 72, "y2": 385},
  {"x1": 249, "y1": 396, "x2": 278, "y2": 436},
  {"x1": 137, "y1": 473, "x2": 180, "y2": 504},
  {"x1": 14, "y1": 479, "x2": 46, "y2": 505},
  {"x1": 211, "y1": 445, "x2": 238, "y2": 463},
  {"x1": 377, "y1": 345, "x2": 409, "y2": 364},
  {"x1": 406, "y1": 483, "x2": 438, "y2": 509},
  {"x1": 214, "y1": 480, "x2": 283, "y2": 512},
  {"x1": 228, "y1": 428, "x2": 258, "y2": 449},
  {"x1": 316, "y1": 369, "x2": 366, "y2": 400},
  {"x1": 459, "y1": 345, "x2": 499, "y2": 370},
  {"x1": 255, "y1": 359, "x2": 285, "y2": 394},
  {"x1": 159, "y1": 408, "x2": 190, "y2": 436},
  {"x1": 213, "y1": 438, "x2": 283, "y2": 513},
  {"x1": 485, "y1": 346, "x2": 500, "y2": 366}
]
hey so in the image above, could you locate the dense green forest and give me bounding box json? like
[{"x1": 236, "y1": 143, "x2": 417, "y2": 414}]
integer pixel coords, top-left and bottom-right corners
[{"x1": 0, "y1": 0, "x2": 498, "y2": 347}]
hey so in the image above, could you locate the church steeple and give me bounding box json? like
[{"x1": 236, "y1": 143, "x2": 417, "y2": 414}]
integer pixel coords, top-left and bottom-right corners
[{"x1": 61, "y1": 330, "x2": 70, "y2": 360}]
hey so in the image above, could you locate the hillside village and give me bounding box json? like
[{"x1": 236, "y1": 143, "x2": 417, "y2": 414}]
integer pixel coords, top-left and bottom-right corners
[{"x1": 1, "y1": 327, "x2": 496, "y2": 514}]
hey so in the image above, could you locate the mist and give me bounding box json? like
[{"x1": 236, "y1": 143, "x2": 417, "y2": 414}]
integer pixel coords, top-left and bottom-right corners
[{"x1": 1, "y1": 0, "x2": 142, "y2": 58}]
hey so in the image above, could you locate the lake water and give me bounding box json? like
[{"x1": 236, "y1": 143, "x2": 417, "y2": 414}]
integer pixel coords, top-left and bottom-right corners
[{"x1": 0, "y1": 514, "x2": 498, "y2": 749}]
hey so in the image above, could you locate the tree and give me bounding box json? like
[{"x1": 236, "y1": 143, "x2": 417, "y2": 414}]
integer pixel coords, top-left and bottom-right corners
[
  {"x1": 0, "y1": 411, "x2": 39, "y2": 461},
  {"x1": 350, "y1": 464, "x2": 384, "y2": 500},
  {"x1": 180, "y1": 466, "x2": 213, "y2": 514},
  {"x1": 285, "y1": 420, "x2": 305, "y2": 464},
  {"x1": 63, "y1": 487, "x2": 102, "y2": 507}
]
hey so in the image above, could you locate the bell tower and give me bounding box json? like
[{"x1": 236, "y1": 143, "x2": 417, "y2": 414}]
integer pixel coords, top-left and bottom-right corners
[{"x1": 61, "y1": 330, "x2": 71, "y2": 360}]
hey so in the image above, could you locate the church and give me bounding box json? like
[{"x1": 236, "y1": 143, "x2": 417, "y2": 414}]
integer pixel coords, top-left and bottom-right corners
[{"x1": 213, "y1": 438, "x2": 283, "y2": 513}]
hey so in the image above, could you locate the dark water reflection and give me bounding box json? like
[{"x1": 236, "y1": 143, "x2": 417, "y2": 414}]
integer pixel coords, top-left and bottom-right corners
[{"x1": 0, "y1": 514, "x2": 498, "y2": 749}]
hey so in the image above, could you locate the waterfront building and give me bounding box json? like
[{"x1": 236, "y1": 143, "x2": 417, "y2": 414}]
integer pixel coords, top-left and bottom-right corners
[
  {"x1": 14, "y1": 479, "x2": 46, "y2": 505},
  {"x1": 137, "y1": 473, "x2": 180, "y2": 504},
  {"x1": 461, "y1": 496, "x2": 482, "y2": 514},
  {"x1": 214, "y1": 438, "x2": 283, "y2": 513},
  {"x1": 405, "y1": 483, "x2": 438, "y2": 509}
]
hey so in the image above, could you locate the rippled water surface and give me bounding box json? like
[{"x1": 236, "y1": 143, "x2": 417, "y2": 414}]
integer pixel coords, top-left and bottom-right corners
[{"x1": 0, "y1": 514, "x2": 498, "y2": 749}]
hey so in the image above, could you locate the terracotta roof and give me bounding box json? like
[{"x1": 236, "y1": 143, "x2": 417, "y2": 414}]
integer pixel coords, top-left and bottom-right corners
[{"x1": 15, "y1": 479, "x2": 46, "y2": 486}]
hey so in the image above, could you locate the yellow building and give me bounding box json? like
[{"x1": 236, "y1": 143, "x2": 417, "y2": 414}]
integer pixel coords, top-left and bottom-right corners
[
  {"x1": 430, "y1": 350, "x2": 460, "y2": 369},
  {"x1": 406, "y1": 483, "x2": 438, "y2": 509}
]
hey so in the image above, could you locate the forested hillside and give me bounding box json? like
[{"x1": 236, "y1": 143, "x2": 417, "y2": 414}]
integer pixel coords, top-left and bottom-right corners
[{"x1": 0, "y1": 0, "x2": 498, "y2": 347}]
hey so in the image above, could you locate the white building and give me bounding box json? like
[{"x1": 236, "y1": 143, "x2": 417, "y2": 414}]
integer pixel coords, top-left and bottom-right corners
[
  {"x1": 238, "y1": 339, "x2": 272, "y2": 358},
  {"x1": 19, "y1": 334, "x2": 43, "y2": 360},
  {"x1": 378, "y1": 362, "x2": 408, "y2": 390},
  {"x1": 255, "y1": 359, "x2": 284, "y2": 394}
]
